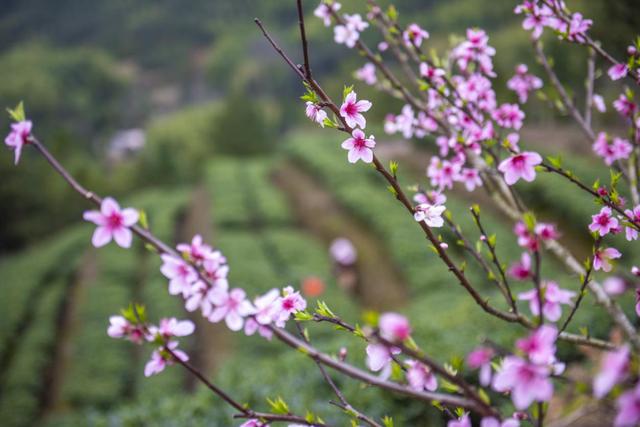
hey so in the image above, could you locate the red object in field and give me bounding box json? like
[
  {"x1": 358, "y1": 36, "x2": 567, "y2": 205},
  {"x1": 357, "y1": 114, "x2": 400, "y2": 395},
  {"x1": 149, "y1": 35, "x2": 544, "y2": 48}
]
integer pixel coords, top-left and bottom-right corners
[{"x1": 302, "y1": 276, "x2": 325, "y2": 297}]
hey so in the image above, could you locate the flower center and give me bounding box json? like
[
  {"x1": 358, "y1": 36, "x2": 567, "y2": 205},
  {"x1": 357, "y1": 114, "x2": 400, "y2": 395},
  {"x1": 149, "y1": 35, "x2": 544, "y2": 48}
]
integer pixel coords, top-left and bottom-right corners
[
  {"x1": 345, "y1": 102, "x2": 358, "y2": 116},
  {"x1": 107, "y1": 212, "x2": 123, "y2": 229}
]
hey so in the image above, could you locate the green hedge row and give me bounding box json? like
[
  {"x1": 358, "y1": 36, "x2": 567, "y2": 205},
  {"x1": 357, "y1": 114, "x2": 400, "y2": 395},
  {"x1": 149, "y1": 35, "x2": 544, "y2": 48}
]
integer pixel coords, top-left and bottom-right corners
[{"x1": 0, "y1": 228, "x2": 87, "y2": 361}]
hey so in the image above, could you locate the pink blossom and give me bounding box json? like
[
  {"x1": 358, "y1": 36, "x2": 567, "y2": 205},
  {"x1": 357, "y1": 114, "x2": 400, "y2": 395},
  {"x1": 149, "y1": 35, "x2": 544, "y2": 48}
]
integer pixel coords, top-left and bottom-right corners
[
  {"x1": 427, "y1": 157, "x2": 461, "y2": 190},
  {"x1": 334, "y1": 24, "x2": 359, "y2": 48},
  {"x1": 624, "y1": 205, "x2": 640, "y2": 241},
  {"x1": 330, "y1": 238, "x2": 357, "y2": 265},
  {"x1": 592, "y1": 94, "x2": 606, "y2": 113},
  {"x1": 419, "y1": 63, "x2": 445, "y2": 85},
  {"x1": 608, "y1": 64, "x2": 629, "y2": 81},
  {"x1": 406, "y1": 360, "x2": 438, "y2": 391},
  {"x1": 498, "y1": 151, "x2": 542, "y2": 185},
  {"x1": 414, "y1": 190, "x2": 446, "y2": 206},
  {"x1": 603, "y1": 277, "x2": 626, "y2": 296},
  {"x1": 413, "y1": 203, "x2": 446, "y2": 227},
  {"x1": 250, "y1": 288, "x2": 280, "y2": 326},
  {"x1": 493, "y1": 355, "x2": 553, "y2": 410},
  {"x1": 507, "y1": 64, "x2": 543, "y2": 103},
  {"x1": 343, "y1": 14, "x2": 368, "y2": 32},
  {"x1": 593, "y1": 247, "x2": 622, "y2": 272},
  {"x1": 340, "y1": 91, "x2": 372, "y2": 129},
  {"x1": 379, "y1": 312, "x2": 411, "y2": 342},
  {"x1": 566, "y1": 13, "x2": 592, "y2": 43},
  {"x1": 305, "y1": 102, "x2": 327, "y2": 127},
  {"x1": 589, "y1": 207, "x2": 620, "y2": 236},
  {"x1": 535, "y1": 222, "x2": 559, "y2": 241},
  {"x1": 481, "y1": 418, "x2": 520, "y2": 427},
  {"x1": 83, "y1": 197, "x2": 139, "y2": 248},
  {"x1": 508, "y1": 252, "x2": 532, "y2": 280},
  {"x1": 107, "y1": 315, "x2": 146, "y2": 344},
  {"x1": 334, "y1": 14, "x2": 368, "y2": 48},
  {"x1": 615, "y1": 382, "x2": 640, "y2": 427},
  {"x1": 185, "y1": 280, "x2": 227, "y2": 316},
  {"x1": 273, "y1": 286, "x2": 307, "y2": 327},
  {"x1": 514, "y1": 221, "x2": 539, "y2": 251},
  {"x1": 516, "y1": 2, "x2": 553, "y2": 40},
  {"x1": 177, "y1": 234, "x2": 215, "y2": 264},
  {"x1": 448, "y1": 413, "x2": 471, "y2": 427},
  {"x1": 466, "y1": 346, "x2": 494, "y2": 386},
  {"x1": 209, "y1": 288, "x2": 253, "y2": 331},
  {"x1": 403, "y1": 23, "x2": 429, "y2": 47},
  {"x1": 452, "y1": 29, "x2": 496, "y2": 76},
  {"x1": 459, "y1": 168, "x2": 482, "y2": 191},
  {"x1": 240, "y1": 420, "x2": 268, "y2": 427},
  {"x1": 243, "y1": 318, "x2": 273, "y2": 340},
  {"x1": 148, "y1": 317, "x2": 195, "y2": 341},
  {"x1": 313, "y1": 2, "x2": 341, "y2": 27},
  {"x1": 492, "y1": 103, "x2": 525, "y2": 130},
  {"x1": 594, "y1": 345, "x2": 630, "y2": 399},
  {"x1": 516, "y1": 325, "x2": 557, "y2": 365},
  {"x1": 202, "y1": 258, "x2": 230, "y2": 290},
  {"x1": 378, "y1": 41, "x2": 388, "y2": 51},
  {"x1": 593, "y1": 133, "x2": 632, "y2": 166},
  {"x1": 341, "y1": 128, "x2": 375, "y2": 164},
  {"x1": 613, "y1": 94, "x2": 636, "y2": 118},
  {"x1": 144, "y1": 341, "x2": 188, "y2": 377},
  {"x1": 356, "y1": 62, "x2": 377, "y2": 85},
  {"x1": 160, "y1": 254, "x2": 197, "y2": 297},
  {"x1": 518, "y1": 281, "x2": 575, "y2": 322},
  {"x1": 4, "y1": 120, "x2": 32, "y2": 165},
  {"x1": 366, "y1": 343, "x2": 400, "y2": 379},
  {"x1": 244, "y1": 289, "x2": 279, "y2": 340}
]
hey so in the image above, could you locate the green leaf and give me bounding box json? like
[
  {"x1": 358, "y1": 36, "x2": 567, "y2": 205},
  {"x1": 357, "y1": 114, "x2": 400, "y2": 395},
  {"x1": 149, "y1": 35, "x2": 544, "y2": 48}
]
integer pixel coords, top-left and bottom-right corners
[
  {"x1": 343, "y1": 84, "x2": 354, "y2": 101},
  {"x1": 389, "y1": 160, "x2": 399, "y2": 176},
  {"x1": 386, "y1": 5, "x2": 398, "y2": 22},
  {"x1": 138, "y1": 210, "x2": 149, "y2": 229},
  {"x1": 547, "y1": 155, "x2": 562, "y2": 169},
  {"x1": 523, "y1": 211, "x2": 537, "y2": 230},
  {"x1": 315, "y1": 300, "x2": 336, "y2": 319},
  {"x1": 266, "y1": 396, "x2": 290, "y2": 415},
  {"x1": 382, "y1": 415, "x2": 395, "y2": 427},
  {"x1": 478, "y1": 387, "x2": 491, "y2": 404},
  {"x1": 294, "y1": 311, "x2": 313, "y2": 321},
  {"x1": 322, "y1": 117, "x2": 337, "y2": 129},
  {"x1": 7, "y1": 101, "x2": 25, "y2": 122}
]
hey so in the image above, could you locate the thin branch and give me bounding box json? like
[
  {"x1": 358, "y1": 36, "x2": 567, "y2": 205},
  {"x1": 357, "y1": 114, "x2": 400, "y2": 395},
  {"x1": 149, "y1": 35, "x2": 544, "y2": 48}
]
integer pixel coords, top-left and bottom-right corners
[
  {"x1": 534, "y1": 40, "x2": 595, "y2": 141},
  {"x1": 296, "y1": 0, "x2": 312, "y2": 79},
  {"x1": 469, "y1": 207, "x2": 518, "y2": 314},
  {"x1": 584, "y1": 48, "x2": 596, "y2": 128},
  {"x1": 559, "y1": 241, "x2": 598, "y2": 334},
  {"x1": 165, "y1": 346, "x2": 327, "y2": 426},
  {"x1": 294, "y1": 322, "x2": 382, "y2": 427},
  {"x1": 268, "y1": 325, "x2": 489, "y2": 415}
]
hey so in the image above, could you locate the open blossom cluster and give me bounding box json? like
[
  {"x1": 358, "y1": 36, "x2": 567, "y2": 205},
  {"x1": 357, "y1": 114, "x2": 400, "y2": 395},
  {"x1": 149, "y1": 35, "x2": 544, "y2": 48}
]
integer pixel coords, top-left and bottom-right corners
[
  {"x1": 81, "y1": 197, "x2": 308, "y2": 377},
  {"x1": 515, "y1": 0, "x2": 591, "y2": 43},
  {"x1": 108, "y1": 315, "x2": 194, "y2": 377}
]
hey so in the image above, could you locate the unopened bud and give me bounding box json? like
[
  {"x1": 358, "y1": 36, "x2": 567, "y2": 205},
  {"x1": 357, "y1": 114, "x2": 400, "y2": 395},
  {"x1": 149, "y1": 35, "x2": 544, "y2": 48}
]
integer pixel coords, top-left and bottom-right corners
[
  {"x1": 339, "y1": 347, "x2": 348, "y2": 361},
  {"x1": 632, "y1": 266, "x2": 640, "y2": 276}
]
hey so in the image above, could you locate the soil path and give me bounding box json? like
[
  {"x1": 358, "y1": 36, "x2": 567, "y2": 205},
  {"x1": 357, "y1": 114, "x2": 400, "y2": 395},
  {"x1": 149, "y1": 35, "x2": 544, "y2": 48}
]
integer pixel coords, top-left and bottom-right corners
[
  {"x1": 180, "y1": 185, "x2": 232, "y2": 381},
  {"x1": 40, "y1": 250, "x2": 97, "y2": 417},
  {"x1": 273, "y1": 161, "x2": 408, "y2": 310}
]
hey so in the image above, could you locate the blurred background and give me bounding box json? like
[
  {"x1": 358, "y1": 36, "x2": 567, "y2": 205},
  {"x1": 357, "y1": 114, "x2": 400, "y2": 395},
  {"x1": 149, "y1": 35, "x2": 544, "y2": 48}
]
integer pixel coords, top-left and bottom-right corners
[{"x1": 0, "y1": 1, "x2": 638, "y2": 426}]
